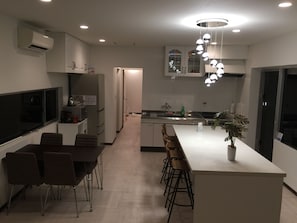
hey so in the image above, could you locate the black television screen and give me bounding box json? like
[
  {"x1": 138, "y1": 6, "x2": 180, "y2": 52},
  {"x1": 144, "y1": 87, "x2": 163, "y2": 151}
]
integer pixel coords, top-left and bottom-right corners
[
  {"x1": 45, "y1": 88, "x2": 58, "y2": 122},
  {"x1": 0, "y1": 88, "x2": 58, "y2": 145},
  {"x1": 0, "y1": 90, "x2": 43, "y2": 144},
  {"x1": 0, "y1": 94, "x2": 23, "y2": 144}
]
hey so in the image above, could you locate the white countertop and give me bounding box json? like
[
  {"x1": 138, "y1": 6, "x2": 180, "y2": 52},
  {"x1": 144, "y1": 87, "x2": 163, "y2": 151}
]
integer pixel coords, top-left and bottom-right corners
[{"x1": 173, "y1": 125, "x2": 286, "y2": 177}]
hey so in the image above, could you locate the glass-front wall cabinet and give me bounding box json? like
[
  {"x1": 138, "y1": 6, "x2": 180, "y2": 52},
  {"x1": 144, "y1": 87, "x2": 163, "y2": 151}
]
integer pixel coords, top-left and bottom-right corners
[
  {"x1": 187, "y1": 50, "x2": 201, "y2": 74},
  {"x1": 165, "y1": 46, "x2": 204, "y2": 77}
]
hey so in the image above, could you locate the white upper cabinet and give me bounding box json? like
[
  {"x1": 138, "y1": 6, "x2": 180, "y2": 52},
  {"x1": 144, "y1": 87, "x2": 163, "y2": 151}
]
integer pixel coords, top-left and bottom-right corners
[
  {"x1": 164, "y1": 46, "x2": 204, "y2": 77},
  {"x1": 46, "y1": 32, "x2": 90, "y2": 74}
]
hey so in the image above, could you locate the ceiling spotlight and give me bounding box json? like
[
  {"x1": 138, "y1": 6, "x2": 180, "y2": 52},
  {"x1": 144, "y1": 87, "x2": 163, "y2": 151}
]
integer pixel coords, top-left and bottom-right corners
[
  {"x1": 278, "y1": 1, "x2": 293, "y2": 7},
  {"x1": 232, "y1": 29, "x2": 241, "y2": 33},
  {"x1": 99, "y1": 39, "x2": 106, "y2": 43},
  {"x1": 80, "y1": 25, "x2": 89, "y2": 29},
  {"x1": 40, "y1": 0, "x2": 52, "y2": 2}
]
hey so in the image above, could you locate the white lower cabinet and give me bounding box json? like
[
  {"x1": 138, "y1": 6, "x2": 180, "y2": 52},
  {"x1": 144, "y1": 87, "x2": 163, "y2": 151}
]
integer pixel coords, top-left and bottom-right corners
[
  {"x1": 153, "y1": 124, "x2": 166, "y2": 147},
  {"x1": 141, "y1": 118, "x2": 198, "y2": 150},
  {"x1": 141, "y1": 123, "x2": 165, "y2": 147},
  {"x1": 140, "y1": 123, "x2": 154, "y2": 147},
  {"x1": 58, "y1": 119, "x2": 88, "y2": 145},
  {"x1": 141, "y1": 121, "x2": 175, "y2": 148}
]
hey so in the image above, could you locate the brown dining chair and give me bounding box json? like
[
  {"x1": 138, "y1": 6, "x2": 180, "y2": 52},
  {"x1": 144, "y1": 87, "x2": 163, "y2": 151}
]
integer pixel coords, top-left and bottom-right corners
[
  {"x1": 40, "y1": 132, "x2": 63, "y2": 145},
  {"x1": 5, "y1": 152, "x2": 44, "y2": 215},
  {"x1": 75, "y1": 134, "x2": 103, "y2": 190},
  {"x1": 43, "y1": 152, "x2": 88, "y2": 217}
]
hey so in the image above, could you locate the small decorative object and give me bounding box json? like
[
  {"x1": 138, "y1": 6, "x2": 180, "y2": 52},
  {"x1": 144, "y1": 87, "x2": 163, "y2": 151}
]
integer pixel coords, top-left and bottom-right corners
[{"x1": 212, "y1": 111, "x2": 249, "y2": 161}]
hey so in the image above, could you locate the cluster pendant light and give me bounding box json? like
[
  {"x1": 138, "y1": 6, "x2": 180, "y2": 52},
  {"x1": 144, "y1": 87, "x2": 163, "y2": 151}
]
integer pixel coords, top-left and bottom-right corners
[{"x1": 196, "y1": 18, "x2": 228, "y2": 87}]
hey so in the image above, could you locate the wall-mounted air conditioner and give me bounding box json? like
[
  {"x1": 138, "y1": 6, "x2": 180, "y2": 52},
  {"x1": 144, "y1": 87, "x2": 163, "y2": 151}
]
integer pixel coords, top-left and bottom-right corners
[{"x1": 17, "y1": 26, "x2": 54, "y2": 53}]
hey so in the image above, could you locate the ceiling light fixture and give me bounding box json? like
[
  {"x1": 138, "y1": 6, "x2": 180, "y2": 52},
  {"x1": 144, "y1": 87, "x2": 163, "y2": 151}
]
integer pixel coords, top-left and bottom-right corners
[
  {"x1": 278, "y1": 1, "x2": 293, "y2": 7},
  {"x1": 80, "y1": 25, "x2": 89, "y2": 30},
  {"x1": 40, "y1": 0, "x2": 52, "y2": 2},
  {"x1": 232, "y1": 29, "x2": 241, "y2": 33},
  {"x1": 99, "y1": 39, "x2": 106, "y2": 43},
  {"x1": 196, "y1": 18, "x2": 228, "y2": 87}
]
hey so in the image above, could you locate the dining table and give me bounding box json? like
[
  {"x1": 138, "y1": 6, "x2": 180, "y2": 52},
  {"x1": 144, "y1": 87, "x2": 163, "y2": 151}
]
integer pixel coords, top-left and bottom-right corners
[
  {"x1": 173, "y1": 124, "x2": 286, "y2": 223},
  {"x1": 15, "y1": 143, "x2": 105, "y2": 211}
]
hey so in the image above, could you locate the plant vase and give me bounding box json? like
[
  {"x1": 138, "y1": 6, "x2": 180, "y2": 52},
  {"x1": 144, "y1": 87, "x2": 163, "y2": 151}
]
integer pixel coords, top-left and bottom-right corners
[{"x1": 227, "y1": 145, "x2": 236, "y2": 161}]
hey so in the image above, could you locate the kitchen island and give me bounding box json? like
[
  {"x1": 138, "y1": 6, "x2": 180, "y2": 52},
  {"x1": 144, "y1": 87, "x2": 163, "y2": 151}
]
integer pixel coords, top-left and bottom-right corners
[{"x1": 173, "y1": 125, "x2": 286, "y2": 223}]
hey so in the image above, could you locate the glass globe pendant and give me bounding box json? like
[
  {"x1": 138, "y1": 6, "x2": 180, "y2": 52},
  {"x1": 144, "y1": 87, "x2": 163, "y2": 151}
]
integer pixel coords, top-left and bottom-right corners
[{"x1": 210, "y1": 59, "x2": 218, "y2": 67}]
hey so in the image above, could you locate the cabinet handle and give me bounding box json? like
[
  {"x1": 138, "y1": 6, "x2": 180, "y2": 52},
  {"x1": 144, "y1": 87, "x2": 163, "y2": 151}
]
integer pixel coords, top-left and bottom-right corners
[
  {"x1": 182, "y1": 67, "x2": 187, "y2": 74},
  {"x1": 72, "y1": 61, "x2": 76, "y2": 70}
]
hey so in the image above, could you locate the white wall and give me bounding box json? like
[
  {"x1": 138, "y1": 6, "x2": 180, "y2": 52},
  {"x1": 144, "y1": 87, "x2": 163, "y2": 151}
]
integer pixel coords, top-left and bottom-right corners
[
  {"x1": 90, "y1": 46, "x2": 243, "y2": 143},
  {"x1": 0, "y1": 14, "x2": 68, "y2": 96},
  {"x1": 273, "y1": 140, "x2": 297, "y2": 192}
]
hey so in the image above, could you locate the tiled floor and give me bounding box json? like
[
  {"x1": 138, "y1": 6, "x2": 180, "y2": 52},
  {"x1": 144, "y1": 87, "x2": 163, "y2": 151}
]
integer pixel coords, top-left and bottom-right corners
[{"x1": 0, "y1": 115, "x2": 297, "y2": 223}]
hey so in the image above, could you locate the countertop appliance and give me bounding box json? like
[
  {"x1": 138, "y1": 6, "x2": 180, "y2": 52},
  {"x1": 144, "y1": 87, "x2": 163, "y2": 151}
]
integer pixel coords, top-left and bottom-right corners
[
  {"x1": 69, "y1": 73, "x2": 105, "y2": 145},
  {"x1": 61, "y1": 105, "x2": 87, "y2": 123}
]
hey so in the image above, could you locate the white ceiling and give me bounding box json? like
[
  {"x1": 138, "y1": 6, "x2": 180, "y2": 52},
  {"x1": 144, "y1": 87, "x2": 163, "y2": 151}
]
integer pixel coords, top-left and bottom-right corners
[{"x1": 1, "y1": 0, "x2": 297, "y2": 47}]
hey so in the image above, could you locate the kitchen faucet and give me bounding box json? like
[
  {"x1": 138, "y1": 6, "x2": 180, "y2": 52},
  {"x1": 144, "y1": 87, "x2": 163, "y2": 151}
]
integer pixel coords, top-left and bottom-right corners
[{"x1": 161, "y1": 102, "x2": 171, "y2": 111}]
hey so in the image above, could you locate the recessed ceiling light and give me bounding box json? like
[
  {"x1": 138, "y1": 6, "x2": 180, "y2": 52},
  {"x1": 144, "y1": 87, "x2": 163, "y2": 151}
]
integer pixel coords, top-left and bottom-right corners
[
  {"x1": 99, "y1": 39, "x2": 106, "y2": 43},
  {"x1": 232, "y1": 29, "x2": 241, "y2": 33},
  {"x1": 40, "y1": 0, "x2": 52, "y2": 2},
  {"x1": 278, "y1": 1, "x2": 293, "y2": 7},
  {"x1": 80, "y1": 25, "x2": 89, "y2": 30}
]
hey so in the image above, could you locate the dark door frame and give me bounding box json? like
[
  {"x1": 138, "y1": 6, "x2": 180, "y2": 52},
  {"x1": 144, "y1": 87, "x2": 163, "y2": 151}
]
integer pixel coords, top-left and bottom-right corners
[{"x1": 256, "y1": 70, "x2": 279, "y2": 161}]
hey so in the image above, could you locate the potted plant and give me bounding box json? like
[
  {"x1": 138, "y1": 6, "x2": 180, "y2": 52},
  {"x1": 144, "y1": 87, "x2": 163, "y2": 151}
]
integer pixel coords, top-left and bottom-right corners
[{"x1": 212, "y1": 111, "x2": 249, "y2": 161}]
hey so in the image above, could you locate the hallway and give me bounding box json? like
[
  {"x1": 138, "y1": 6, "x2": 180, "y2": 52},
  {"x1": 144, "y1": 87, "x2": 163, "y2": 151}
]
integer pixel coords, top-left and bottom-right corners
[{"x1": 0, "y1": 115, "x2": 297, "y2": 222}]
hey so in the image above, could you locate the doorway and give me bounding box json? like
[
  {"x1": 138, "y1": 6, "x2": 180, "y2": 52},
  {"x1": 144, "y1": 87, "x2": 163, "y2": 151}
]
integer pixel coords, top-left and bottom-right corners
[
  {"x1": 115, "y1": 67, "x2": 143, "y2": 132},
  {"x1": 256, "y1": 71, "x2": 279, "y2": 161},
  {"x1": 124, "y1": 68, "x2": 143, "y2": 115}
]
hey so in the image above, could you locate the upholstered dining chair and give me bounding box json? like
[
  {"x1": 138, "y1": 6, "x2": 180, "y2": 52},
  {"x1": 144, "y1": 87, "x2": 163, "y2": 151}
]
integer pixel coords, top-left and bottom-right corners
[
  {"x1": 43, "y1": 152, "x2": 88, "y2": 218},
  {"x1": 75, "y1": 134, "x2": 103, "y2": 190},
  {"x1": 5, "y1": 152, "x2": 44, "y2": 215},
  {"x1": 40, "y1": 132, "x2": 63, "y2": 145}
]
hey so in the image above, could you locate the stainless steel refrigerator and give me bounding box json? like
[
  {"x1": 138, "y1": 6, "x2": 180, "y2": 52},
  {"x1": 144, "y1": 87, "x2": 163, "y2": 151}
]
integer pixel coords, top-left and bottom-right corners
[{"x1": 70, "y1": 73, "x2": 105, "y2": 145}]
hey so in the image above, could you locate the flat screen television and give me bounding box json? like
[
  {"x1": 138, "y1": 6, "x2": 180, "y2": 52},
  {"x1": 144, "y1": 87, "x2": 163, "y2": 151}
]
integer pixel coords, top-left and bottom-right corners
[
  {"x1": 45, "y1": 88, "x2": 58, "y2": 123},
  {"x1": 0, "y1": 88, "x2": 58, "y2": 145}
]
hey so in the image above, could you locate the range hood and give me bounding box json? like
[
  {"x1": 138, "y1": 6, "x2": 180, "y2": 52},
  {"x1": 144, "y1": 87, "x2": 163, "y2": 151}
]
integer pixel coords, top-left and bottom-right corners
[{"x1": 205, "y1": 59, "x2": 246, "y2": 77}]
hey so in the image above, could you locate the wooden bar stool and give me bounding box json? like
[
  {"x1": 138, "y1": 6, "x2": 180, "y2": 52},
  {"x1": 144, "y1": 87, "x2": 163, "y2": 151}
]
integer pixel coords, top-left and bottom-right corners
[
  {"x1": 162, "y1": 140, "x2": 185, "y2": 196},
  {"x1": 165, "y1": 158, "x2": 194, "y2": 223}
]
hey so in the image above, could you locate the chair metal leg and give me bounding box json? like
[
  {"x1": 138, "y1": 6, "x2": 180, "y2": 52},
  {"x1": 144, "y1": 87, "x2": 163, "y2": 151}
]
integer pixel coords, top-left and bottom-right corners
[
  {"x1": 89, "y1": 172, "x2": 93, "y2": 212},
  {"x1": 83, "y1": 178, "x2": 89, "y2": 201},
  {"x1": 43, "y1": 186, "x2": 51, "y2": 215},
  {"x1": 94, "y1": 168, "x2": 100, "y2": 189},
  {"x1": 97, "y1": 155, "x2": 103, "y2": 190},
  {"x1": 6, "y1": 185, "x2": 14, "y2": 215},
  {"x1": 73, "y1": 186, "x2": 79, "y2": 218},
  {"x1": 40, "y1": 186, "x2": 44, "y2": 216}
]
